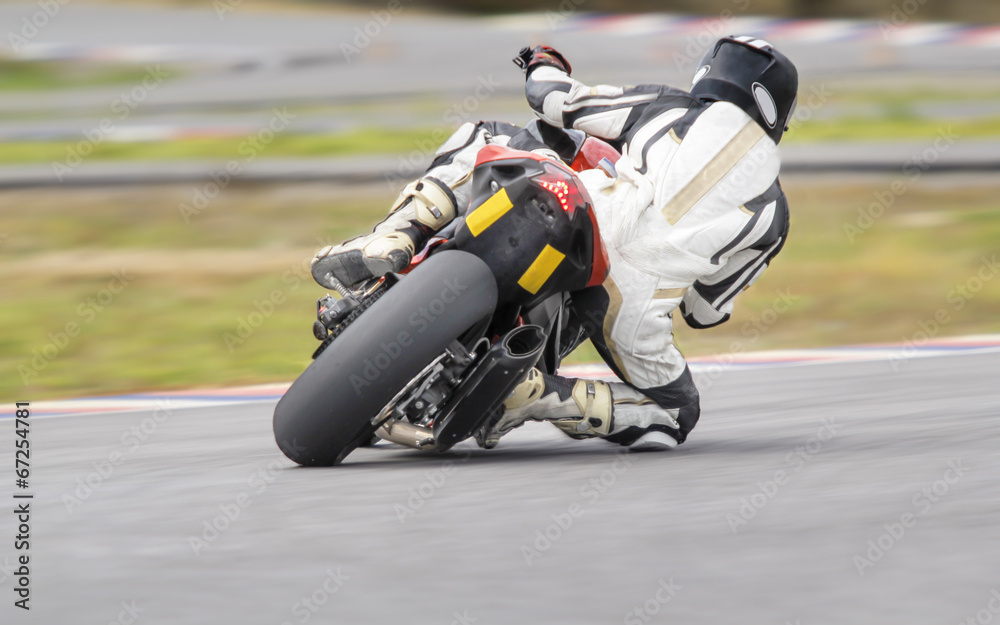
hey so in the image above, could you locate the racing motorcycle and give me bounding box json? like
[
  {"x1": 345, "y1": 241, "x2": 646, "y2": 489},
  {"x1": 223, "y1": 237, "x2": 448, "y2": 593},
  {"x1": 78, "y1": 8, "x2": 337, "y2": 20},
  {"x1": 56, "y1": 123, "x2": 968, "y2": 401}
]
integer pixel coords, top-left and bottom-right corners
[{"x1": 273, "y1": 141, "x2": 616, "y2": 466}]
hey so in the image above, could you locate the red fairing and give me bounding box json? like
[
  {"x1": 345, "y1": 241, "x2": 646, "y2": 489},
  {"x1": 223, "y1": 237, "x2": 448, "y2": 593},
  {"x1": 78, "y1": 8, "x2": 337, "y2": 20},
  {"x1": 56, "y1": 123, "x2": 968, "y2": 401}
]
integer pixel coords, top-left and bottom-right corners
[
  {"x1": 474, "y1": 144, "x2": 550, "y2": 167},
  {"x1": 474, "y1": 142, "x2": 609, "y2": 286},
  {"x1": 570, "y1": 136, "x2": 622, "y2": 172},
  {"x1": 401, "y1": 237, "x2": 448, "y2": 274},
  {"x1": 587, "y1": 209, "x2": 610, "y2": 287}
]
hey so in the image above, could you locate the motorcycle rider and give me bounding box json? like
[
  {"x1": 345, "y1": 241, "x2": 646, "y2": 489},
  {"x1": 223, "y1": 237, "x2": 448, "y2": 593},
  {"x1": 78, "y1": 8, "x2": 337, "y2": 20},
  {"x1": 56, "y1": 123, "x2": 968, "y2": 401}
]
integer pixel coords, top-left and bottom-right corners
[{"x1": 312, "y1": 36, "x2": 798, "y2": 451}]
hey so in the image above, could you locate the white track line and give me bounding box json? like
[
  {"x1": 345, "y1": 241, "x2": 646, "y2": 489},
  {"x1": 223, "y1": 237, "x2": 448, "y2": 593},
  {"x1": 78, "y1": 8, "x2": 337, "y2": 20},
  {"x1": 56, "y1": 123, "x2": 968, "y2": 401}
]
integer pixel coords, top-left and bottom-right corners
[{"x1": 10, "y1": 334, "x2": 1000, "y2": 419}]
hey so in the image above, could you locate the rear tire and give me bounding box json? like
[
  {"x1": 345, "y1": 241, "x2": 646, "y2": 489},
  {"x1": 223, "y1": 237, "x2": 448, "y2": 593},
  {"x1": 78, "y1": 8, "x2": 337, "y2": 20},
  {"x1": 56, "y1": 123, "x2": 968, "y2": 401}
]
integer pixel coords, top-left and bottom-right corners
[{"x1": 273, "y1": 250, "x2": 498, "y2": 466}]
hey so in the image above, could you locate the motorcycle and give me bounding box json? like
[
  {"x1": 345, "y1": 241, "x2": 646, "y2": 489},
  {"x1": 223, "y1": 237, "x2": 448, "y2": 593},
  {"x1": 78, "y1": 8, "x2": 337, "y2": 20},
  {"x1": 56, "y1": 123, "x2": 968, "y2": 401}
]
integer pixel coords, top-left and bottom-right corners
[{"x1": 273, "y1": 142, "x2": 615, "y2": 466}]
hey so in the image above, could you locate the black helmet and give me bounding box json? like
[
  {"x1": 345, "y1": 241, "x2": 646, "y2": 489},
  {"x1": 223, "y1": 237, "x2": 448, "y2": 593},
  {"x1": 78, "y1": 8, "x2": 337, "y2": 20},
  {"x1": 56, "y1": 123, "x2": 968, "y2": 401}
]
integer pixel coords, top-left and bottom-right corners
[{"x1": 689, "y1": 36, "x2": 798, "y2": 144}]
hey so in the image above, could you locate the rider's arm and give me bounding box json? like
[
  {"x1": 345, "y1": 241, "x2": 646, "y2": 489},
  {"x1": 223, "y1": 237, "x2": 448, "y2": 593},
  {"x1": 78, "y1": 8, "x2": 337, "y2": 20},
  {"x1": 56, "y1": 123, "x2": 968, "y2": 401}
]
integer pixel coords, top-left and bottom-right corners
[
  {"x1": 680, "y1": 183, "x2": 790, "y2": 329},
  {"x1": 417, "y1": 119, "x2": 578, "y2": 219},
  {"x1": 525, "y1": 65, "x2": 663, "y2": 142}
]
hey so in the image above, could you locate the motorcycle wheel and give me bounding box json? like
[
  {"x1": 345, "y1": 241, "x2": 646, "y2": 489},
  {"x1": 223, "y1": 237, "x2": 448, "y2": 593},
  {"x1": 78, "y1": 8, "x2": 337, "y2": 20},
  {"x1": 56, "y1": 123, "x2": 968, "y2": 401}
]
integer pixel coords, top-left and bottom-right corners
[{"x1": 273, "y1": 250, "x2": 498, "y2": 466}]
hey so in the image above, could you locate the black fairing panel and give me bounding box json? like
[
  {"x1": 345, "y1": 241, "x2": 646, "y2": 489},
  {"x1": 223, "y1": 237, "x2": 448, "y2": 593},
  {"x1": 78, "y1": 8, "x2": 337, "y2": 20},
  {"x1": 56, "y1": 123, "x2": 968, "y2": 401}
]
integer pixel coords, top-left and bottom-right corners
[{"x1": 454, "y1": 159, "x2": 597, "y2": 309}]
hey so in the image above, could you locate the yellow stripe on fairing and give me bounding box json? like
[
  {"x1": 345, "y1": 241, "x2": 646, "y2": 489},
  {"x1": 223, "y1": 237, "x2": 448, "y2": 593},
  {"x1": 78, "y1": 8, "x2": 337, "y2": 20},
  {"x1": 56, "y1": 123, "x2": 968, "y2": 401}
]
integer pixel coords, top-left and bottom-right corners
[
  {"x1": 518, "y1": 245, "x2": 565, "y2": 294},
  {"x1": 465, "y1": 188, "x2": 513, "y2": 237}
]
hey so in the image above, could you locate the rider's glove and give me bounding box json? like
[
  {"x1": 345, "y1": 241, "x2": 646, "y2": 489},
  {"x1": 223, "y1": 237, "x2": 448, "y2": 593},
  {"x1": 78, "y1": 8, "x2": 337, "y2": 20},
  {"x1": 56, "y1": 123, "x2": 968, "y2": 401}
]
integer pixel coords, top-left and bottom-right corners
[{"x1": 513, "y1": 45, "x2": 572, "y2": 77}]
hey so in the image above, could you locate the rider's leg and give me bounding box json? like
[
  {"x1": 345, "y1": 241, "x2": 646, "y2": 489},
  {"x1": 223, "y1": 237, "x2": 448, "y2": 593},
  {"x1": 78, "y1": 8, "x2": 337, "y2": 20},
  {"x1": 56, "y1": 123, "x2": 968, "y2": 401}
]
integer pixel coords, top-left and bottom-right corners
[
  {"x1": 477, "y1": 265, "x2": 700, "y2": 450},
  {"x1": 569, "y1": 278, "x2": 701, "y2": 448},
  {"x1": 476, "y1": 366, "x2": 698, "y2": 450},
  {"x1": 311, "y1": 175, "x2": 459, "y2": 289},
  {"x1": 311, "y1": 121, "x2": 523, "y2": 289}
]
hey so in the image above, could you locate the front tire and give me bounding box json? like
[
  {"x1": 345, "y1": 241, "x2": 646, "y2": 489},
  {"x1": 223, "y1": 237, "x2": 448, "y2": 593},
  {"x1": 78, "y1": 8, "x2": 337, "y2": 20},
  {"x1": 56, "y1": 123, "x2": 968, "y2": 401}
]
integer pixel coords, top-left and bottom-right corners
[{"x1": 273, "y1": 250, "x2": 498, "y2": 466}]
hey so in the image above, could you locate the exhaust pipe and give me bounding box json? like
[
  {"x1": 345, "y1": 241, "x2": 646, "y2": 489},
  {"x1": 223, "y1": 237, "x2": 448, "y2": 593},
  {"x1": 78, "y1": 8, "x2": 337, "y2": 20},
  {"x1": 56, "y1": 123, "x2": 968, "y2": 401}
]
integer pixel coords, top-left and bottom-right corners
[
  {"x1": 375, "y1": 325, "x2": 546, "y2": 452},
  {"x1": 499, "y1": 324, "x2": 547, "y2": 362},
  {"x1": 432, "y1": 324, "x2": 546, "y2": 451},
  {"x1": 376, "y1": 420, "x2": 435, "y2": 448}
]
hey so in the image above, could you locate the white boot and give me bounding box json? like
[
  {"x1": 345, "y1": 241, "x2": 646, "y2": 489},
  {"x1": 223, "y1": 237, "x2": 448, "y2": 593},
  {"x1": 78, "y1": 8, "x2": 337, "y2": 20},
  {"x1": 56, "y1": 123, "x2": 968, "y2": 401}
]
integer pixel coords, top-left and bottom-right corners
[
  {"x1": 311, "y1": 176, "x2": 457, "y2": 289},
  {"x1": 628, "y1": 431, "x2": 679, "y2": 451},
  {"x1": 475, "y1": 369, "x2": 680, "y2": 450}
]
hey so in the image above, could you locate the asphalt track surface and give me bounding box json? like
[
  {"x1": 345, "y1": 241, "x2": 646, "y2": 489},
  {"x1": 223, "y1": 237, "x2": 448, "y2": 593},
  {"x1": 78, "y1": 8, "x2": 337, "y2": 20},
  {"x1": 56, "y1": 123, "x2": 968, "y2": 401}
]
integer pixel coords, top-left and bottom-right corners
[{"x1": 2, "y1": 350, "x2": 998, "y2": 624}]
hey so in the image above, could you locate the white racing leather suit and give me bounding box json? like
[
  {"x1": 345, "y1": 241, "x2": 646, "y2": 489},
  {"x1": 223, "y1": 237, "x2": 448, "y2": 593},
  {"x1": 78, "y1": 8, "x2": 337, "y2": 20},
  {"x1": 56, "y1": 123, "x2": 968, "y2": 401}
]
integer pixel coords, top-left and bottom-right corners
[
  {"x1": 435, "y1": 66, "x2": 787, "y2": 445},
  {"x1": 316, "y1": 66, "x2": 789, "y2": 447}
]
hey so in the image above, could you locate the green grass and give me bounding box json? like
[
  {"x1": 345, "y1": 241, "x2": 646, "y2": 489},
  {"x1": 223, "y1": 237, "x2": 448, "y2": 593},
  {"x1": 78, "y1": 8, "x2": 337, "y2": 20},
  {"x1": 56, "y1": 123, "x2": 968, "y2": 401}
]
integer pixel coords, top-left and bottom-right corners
[
  {"x1": 0, "y1": 61, "x2": 176, "y2": 91},
  {"x1": 783, "y1": 114, "x2": 1000, "y2": 143},
  {"x1": 2, "y1": 111, "x2": 999, "y2": 168},
  {"x1": 3, "y1": 265, "x2": 322, "y2": 399},
  {"x1": 1, "y1": 184, "x2": 388, "y2": 401},
  {"x1": 4, "y1": 177, "x2": 1000, "y2": 401},
  {"x1": 0, "y1": 127, "x2": 445, "y2": 165}
]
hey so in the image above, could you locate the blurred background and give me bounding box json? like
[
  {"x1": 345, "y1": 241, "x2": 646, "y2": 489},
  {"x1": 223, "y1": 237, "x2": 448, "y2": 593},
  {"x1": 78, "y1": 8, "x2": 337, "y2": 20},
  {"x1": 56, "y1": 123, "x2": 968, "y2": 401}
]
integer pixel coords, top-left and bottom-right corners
[{"x1": 2, "y1": 0, "x2": 999, "y2": 401}]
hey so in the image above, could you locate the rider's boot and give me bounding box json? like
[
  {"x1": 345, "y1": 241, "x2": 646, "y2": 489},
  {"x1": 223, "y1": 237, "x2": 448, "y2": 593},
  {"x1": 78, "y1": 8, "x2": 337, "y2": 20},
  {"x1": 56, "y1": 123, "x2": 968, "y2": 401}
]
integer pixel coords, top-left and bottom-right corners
[
  {"x1": 475, "y1": 368, "x2": 681, "y2": 451},
  {"x1": 311, "y1": 176, "x2": 458, "y2": 289}
]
